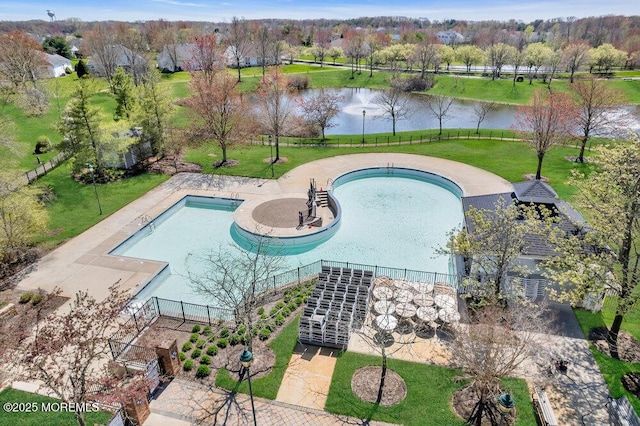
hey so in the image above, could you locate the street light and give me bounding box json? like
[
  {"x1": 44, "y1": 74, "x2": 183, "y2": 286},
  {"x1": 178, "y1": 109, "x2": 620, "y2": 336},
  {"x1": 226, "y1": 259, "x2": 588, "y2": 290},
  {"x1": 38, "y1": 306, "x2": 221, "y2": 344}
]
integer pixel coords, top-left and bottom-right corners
[
  {"x1": 362, "y1": 110, "x2": 366, "y2": 144},
  {"x1": 239, "y1": 349, "x2": 257, "y2": 426},
  {"x1": 497, "y1": 392, "x2": 515, "y2": 426},
  {"x1": 86, "y1": 163, "x2": 103, "y2": 215},
  {"x1": 268, "y1": 135, "x2": 274, "y2": 178}
]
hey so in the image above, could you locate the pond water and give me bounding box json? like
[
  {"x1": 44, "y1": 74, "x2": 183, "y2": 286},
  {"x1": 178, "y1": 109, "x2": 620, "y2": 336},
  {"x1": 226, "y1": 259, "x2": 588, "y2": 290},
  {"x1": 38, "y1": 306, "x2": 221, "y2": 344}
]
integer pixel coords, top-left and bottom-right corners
[{"x1": 298, "y1": 88, "x2": 640, "y2": 136}]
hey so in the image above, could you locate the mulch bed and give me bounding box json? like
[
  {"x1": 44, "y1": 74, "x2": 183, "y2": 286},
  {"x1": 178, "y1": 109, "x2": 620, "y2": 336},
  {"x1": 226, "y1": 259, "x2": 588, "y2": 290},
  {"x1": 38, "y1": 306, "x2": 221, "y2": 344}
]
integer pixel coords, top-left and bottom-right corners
[
  {"x1": 452, "y1": 385, "x2": 515, "y2": 426},
  {"x1": 147, "y1": 155, "x2": 202, "y2": 175},
  {"x1": 351, "y1": 366, "x2": 407, "y2": 406},
  {"x1": 622, "y1": 372, "x2": 640, "y2": 398},
  {"x1": 590, "y1": 327, "x2": 640, "y2": 364}
]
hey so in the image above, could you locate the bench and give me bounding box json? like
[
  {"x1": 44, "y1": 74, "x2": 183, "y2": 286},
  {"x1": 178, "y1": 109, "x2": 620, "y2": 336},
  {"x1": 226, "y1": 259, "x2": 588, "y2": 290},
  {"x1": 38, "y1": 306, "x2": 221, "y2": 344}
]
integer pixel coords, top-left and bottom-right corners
[{"x1": 533, "y1": 387, "x2": 558, "y2": 426}]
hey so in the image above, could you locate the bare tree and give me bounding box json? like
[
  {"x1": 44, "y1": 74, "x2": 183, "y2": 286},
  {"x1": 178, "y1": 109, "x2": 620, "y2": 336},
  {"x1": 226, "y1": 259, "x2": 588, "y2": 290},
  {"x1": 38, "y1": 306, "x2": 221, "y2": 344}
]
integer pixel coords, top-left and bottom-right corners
[
  {"x1": 0, "y1": 30, "x2": 49, "y2": 88},
  {"x1": 257, "y1": 69, "x2": 297, "y2": 162},
  {"x1": 412, "y1": 37, "x2": 441, "y2": 80},
  {"x1": 571, "y1": 76, "x2": 626, "y2": 163},
  {"x1": 313, "y1": 27, "x2": 332, "y2": 68},
  {"x1": 452, "y1": 302, "x2": 551, "y2": 425},
  {"x1": 425, "y1": 95, "x2": 454, "y2": 136},
  {"x1": 7, "y1": 284, "x2": 138, "y2": 426},
  {"x1": 298, "y1": 89, "x2": 343, "y2": 140},
  {"x1": 561, "y1": 40, "x2": 591, "y2": 83},
  {"x1": 227, "y1": 17, "x2": 251, "y2": 83},
  {"x1": 513, "y1": 90, "x2": 576, "y2": 180},
  {"x1": 485, "y1": 43, "x2": 514, "y2": 80},
  {"x1": 373, "y1": 87, "x2": 411, "y2": 136},
  {"x1": 190, "y1": 33, "x2": 223, "y2": 76},
  {"x1": 472, "y1": 101, "x2": 497, "y2": 133},
  {"x1": 187, "y1": 236, "x2": 285, "y2": 352},
  {"x1": 115, "y1": 23, "x2": 150, "y2": 85},
  {"x1": 255, "y1": 24, "x2": 273, "y2": 78},
  {"x1": 83, "y1": 24, "x2": 120, "y2": 86}
]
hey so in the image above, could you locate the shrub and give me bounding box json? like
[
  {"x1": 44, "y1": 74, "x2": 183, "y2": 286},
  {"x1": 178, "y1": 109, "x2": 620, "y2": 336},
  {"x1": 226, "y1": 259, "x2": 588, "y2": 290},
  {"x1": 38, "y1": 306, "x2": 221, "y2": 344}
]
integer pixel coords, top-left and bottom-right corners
[
  {"x1": 183, "y1": 360, "x2": 194, "y2": 371},
  {"x1": 179, "y1": 352, "x2": 186, "y2": 361},
  {"x1": 182, "y1": 342, "x2": 192, "y2": 352},
  {"x1": 236, "y1": 324, "x2": 246, "y2": 335},
  {"x1": 31, "y1": 294, "x2": 43, "y2": 305},
  {"x1": 229, "y1": 333, "x2": 241, "y2": 346},
  {"x1": 294, "y1": 297, "x2": 303, "y2": 306},
  {"x1": 206, "y1": 346, "x2": 218, "y2": 356},
  {"x1": 240, "y1": 334, "x2": 249, "y2": 344},
  {"x1": 275, "y1": 301, "x2": 285, "y2": 309},
  {"x1": 202, "y1": 326, "x2": 212, "y2": 335},
  {"x1": 208, "y1": 336, "x2": 216, "y2": 343},
  {"x1": 216, "y1": 338, "x2": 228, "y2": 349},
  {"x1": 266, "y1": 322, "x2": 277, "y2": 332},
  {"x1": 275, "y1": 314, "x2": 285, "y2": 326},
  {"x1": 192, "y1": 324, "x2": 201, "y2": 333},
  {"x1": 190, "y1": 333, "x2": 199, "y2": 343},
  {"x1": 260, "y1": 313, "x2": 268, "y2": 320},
  {"x1": 287, "y1": 74, "x2": 310, "y2": 90},
  {"x1": 251, "y1": 328, "x2": 259, "y2": 336},
  {"x1": 269, "y1": 307, "x2": 279, "y2": 316},
  {"x1": 196, "y1": 339, "x2": 206, "y2": 349},
  {"x1": 391, "y1": 76, "x2": 434, "y2": 92},
  {"x1": 34, "y1": 136, "x2": 51, "y2": 154},
  {"x1": 259, "y1": 328, "x2": 271, "y2": 341},
  {"x1": 287, "y1": 302, "x2": 297, "y2": 312},
  {"x1": 196, "y1": 365, "x2": 211, "y2": 378},
  {"x1": 219, "y1": 329, "x2": 230, "y2": 338},
  {"x1": 19, "y1": 292, "x2": 34, "y2": 304},
  {"x1": 191, "y1": 349, "x2": 202, "y2": 359},
  {"x1": 257, "y1": 307, "x2": 265, "y2": 315},
  {"x1": 282, "y1": 307, "x2": 291, "y2": 317},
  {"x1": 284, "y1": 294, "x2": 291, "y2": 303},
  {"x1": 200, "y1": 355, "x2": 211, "y2": 365}
]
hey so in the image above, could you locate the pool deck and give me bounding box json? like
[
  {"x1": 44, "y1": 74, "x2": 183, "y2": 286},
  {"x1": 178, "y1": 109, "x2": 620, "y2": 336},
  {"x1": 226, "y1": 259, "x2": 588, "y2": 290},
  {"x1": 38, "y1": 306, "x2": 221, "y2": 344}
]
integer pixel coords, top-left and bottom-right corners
[{"x1": 16, "y1": 153, "x2": 512, "y2": 301}]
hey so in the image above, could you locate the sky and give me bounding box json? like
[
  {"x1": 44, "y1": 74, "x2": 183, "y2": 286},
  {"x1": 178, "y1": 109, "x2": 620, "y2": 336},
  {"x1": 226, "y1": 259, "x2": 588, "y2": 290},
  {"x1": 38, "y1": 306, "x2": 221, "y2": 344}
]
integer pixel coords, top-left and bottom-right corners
[{"x1": 0, "y1": 0, "x2": 635, "y2": 23}]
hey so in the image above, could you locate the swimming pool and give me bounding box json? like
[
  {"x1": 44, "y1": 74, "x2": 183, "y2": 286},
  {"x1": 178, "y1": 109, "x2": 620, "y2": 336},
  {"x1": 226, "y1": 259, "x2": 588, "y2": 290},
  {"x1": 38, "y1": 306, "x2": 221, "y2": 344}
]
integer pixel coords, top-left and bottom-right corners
[{"x1": 111, "y1": 168, "x2": 464, "y2": 304}]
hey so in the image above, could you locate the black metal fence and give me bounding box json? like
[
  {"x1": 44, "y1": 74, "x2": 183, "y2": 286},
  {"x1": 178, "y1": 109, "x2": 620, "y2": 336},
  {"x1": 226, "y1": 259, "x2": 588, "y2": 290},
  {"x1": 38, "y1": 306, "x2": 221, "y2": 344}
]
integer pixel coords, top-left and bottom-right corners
[
  {"x1": 153, "y1": 297, "x2": 234, "y2": 324},
  {"x1": 608, "y1": 396, "x2": 640, "y2": 426}
]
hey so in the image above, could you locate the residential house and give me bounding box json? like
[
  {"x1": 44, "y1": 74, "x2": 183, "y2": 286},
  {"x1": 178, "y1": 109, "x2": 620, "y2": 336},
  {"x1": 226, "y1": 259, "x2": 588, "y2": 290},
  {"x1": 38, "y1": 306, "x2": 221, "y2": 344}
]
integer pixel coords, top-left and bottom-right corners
[
  {"x1": 43, "y1": 53, "x2": 71, "y2": 77},
  {"x1": 223, "y1": 43, "x2": 279, "y2": 68},
  {"x1": 460, "y1": 180, "x2": 586, "y2": 301},
  {"x1": 157, "y1": 43, "x2": 201, "y2": 72},
  {"x1": 87, "y1": 45, "x2": 147, "y2": 79},
  {"x1": 437, "y1": 30, "x2": 464, "y2": 46}
]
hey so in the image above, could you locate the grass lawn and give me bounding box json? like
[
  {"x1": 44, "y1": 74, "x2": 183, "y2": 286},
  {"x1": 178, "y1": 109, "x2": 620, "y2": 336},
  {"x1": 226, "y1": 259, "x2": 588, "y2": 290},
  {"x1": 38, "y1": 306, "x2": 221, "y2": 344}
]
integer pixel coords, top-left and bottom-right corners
[
  {"x1": 215, "y1": 315, "x2": 300, "y2": 399},
  {"x1": 35, "y1": 163, "x2": 169, "y2": 247},
  {"x1": 0, "y1": 388, "x2": 113, "y2": 426},
  {"x1": 324, "y1": 351, "x2": 536, "y2": 426},
  {"x1": 573, "y1": 308, "x2": 640, "y2": 414}
]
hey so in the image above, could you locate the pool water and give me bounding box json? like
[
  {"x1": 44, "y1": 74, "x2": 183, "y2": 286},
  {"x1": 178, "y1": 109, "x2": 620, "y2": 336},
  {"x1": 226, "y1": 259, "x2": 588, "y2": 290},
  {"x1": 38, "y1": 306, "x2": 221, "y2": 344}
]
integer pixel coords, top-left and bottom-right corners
[{"x1": 114, "y1": 171, "x2": 463, "y2": 304}]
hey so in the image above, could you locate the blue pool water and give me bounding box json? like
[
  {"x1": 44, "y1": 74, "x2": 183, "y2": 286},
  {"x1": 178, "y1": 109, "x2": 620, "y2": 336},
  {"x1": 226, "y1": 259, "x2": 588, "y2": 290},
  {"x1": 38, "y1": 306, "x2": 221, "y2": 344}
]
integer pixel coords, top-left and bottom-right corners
[{"x1": 112, "y1": 169, "x2": 464, "y2": 304}]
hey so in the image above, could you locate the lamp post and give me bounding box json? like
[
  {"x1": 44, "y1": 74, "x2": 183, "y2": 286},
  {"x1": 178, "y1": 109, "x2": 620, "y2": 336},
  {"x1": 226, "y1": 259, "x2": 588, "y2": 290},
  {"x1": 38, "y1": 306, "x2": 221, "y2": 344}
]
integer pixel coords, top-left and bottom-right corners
[
  {"x1": 362, "y1": 110, "x2": 366, "y2": 144},
  {"x1": 497, "y1": 392, "x2": 515, "y2": 426},
  {"x1": 268, "y1": 134, "x2": 274, "y2": 178},
  {"x1": 86, "y1": 163, "x2": 103, "y2": 215},
  {"x1": 239, "y1": 349, "x2": 257, "y2": 426}
]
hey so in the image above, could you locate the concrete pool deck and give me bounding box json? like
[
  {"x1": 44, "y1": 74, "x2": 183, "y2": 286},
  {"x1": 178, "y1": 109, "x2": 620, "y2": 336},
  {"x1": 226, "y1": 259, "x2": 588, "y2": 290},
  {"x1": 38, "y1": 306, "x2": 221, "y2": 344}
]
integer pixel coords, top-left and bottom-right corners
[{"x1": 16, "y1": 153, "x2": 512, "y2": 300}]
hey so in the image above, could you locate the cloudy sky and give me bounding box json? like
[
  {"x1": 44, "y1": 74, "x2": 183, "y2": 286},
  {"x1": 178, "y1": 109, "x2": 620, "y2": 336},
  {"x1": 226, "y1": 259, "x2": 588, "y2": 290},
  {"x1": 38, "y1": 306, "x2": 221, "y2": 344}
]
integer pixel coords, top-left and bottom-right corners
[{"x1": 0, "y1": 0, "x2": 634, "y2": 23}]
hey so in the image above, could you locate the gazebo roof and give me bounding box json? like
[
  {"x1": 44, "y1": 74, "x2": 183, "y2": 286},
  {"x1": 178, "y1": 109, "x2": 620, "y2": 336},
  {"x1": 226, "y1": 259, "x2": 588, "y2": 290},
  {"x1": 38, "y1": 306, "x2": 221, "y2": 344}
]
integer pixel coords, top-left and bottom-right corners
[{"x1": 512, "y1": 180, "x2": 558, "y2": 204}]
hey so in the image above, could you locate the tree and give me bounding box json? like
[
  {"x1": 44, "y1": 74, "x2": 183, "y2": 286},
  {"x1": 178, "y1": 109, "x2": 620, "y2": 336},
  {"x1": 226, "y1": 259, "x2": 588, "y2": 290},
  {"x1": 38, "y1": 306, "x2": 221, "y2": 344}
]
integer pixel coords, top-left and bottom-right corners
[
  {"x1": 590, "y1": 43, "x2": 627, "y2": 74},
  {"x1": 0, "y1": 171, "x2": 48, "y2": 253},
  {"x1": 452, "y1": 302, "x2": 550, "y2": 425},
  {"x1": 485, "y1": 43, "x2": 514, "y2": 80},
  {"x1": 571, "y1": 76, "x2": 625, "y2": 163},
  {"x1": 111, "y1": 67, "x2": 136, "y2": 121},
  {"x1": 184, "y1": 69, "x2": 254, "y2": 166},
  {"x1": 425, "y1": 95, "x2": 454, "y2": 136},
  {"x1": 313, "y1": 27, "x2": 332, "y2": 68},
  {"x1": 513, "y1": 90, "x2": 576, "y2": 180},
  {"x1": 227, "y1": 17, "x2": 251, "y2": 82},
  {"x1": 135, "y1": 69, "x2": 174, "y2": 157},
  {"x1": 190, "y1": 33, "x2": 223, "y2": 75},
  {"x1": 0, "y1": 30, "x2": 48, "y2": 88},
  {"x1": 75, "y1": 59, "x2": 89, "y2": 78},
  {"x1": 561, "y1": 40, "x2": 591, "y2": 83},
  {"x1": 42, "y1": 36, "x2": 73, "y2": 59},
  {"x1": 365, "y1": 32, "x2": 390, "y2": 77},
  {"x1": 328, "y1": 46, "x2": 343, "y2": 65},
  {"x1": 446, "y1": 199, "x2": 544, "y2": 298},
  {"x1": 455, "y1": 44, "x2": 484, "y2": 75},
  {"x1": 373, "y1": 87, "x2": 411, "y2": 136},
  {"x1": 8, "y1": 284, "x2": 138, "y2": 426},
  {"x1": 255, "y1": 24, "x2": 273, "y2": 77},
  {"x1": 472, "y1": 101, "x2": 497, "y2": 133},
  {"x1": 511, "y1": 48, "x2": 526, "y2": 86},
  {"x1": 298, "y1": 89, "x2": 343, "y2": 140},
  {"x1": 257, "y1": 69, "x2": 297, "y2": 161},
  {"x1": 115, "y1": 23, "x2": 150, "y2": 85},
  {"x1": 439, "y1": 45, "x2": 455, "y2": 71},
  {"x1": 542, "y1": 138, "x2": 640, "y2": 359},
  {"x1": 187, "y1": 236, "x2": 284, "y2": 352},
  {"x1": 524, "y1": 43, "x2": 552, "y2": 84},
  {"x1": 412, "y1": 37, "x2": 441, "y2": 79},
  {"x1": 83, "y1": 24, "x2": 120, "y2": 86},
  {"x1": 343, "y1": 29, "x2": 365, "y2": 78}
]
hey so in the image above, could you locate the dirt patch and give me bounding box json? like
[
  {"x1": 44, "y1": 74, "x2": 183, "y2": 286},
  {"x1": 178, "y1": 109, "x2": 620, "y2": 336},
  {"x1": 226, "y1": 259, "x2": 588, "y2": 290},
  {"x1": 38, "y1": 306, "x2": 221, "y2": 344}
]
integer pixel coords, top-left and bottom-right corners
[
  {"x1": 622, "y1": 372, "x2": 640, "y2": 398},
  {"x1": 214, "y1": 159, "x2": 239, "y2": 168},
  {"x1": 148, "y1": 155, "x2": 202, "y2": 175},
  {"x1": 351, "y1": 366, "x2": 407, "y2": 406},
  {"x1": 262, "y1": 157, "x2": 289, "y2": 164},
  {"x1": 522, "y1": 174, "x2": 549, "y2": 182},
  {"x1": 591, "y1": 328, "x2": 640, "y2": 364},
  {"x1": 452, "y1": 385, "x2": 515, "y2": 425}
]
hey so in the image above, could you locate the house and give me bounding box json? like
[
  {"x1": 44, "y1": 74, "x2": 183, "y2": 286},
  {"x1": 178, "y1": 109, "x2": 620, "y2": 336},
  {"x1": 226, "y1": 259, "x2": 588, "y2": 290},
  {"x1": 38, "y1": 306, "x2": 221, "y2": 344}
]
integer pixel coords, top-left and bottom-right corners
[
  {"x1": 87, "y1": 45, "x2": 147, "y2": 78},
  {"x1": 223, "y1": 43, "x2": 279, "y2": 68},
  {"x1": 437, "y1": 30, "x2": 464, "y2": 46},
  {"x1": 157, "y1": 43, "x2": 202, "y2": 72},
  {"x1": 460, "y1": 180, "x2": 586, "y2": 301},
  {"x1": 43, "y1": 53, "x2": 71, "y2": 77}
]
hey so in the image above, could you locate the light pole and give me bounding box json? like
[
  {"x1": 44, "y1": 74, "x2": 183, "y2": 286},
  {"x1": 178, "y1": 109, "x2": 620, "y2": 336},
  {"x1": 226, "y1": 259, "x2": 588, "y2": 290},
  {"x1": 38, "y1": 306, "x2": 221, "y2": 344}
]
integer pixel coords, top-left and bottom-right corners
[
  {"x1": 268, "y1": 135, "x2": 274, "y2": 178},
  {"x1": 362, "y1": 110, "x2": 366, "y2": 144},
  {"x1": 239, "y1": 349, "x2": 257, "y2": 426},
  {"x1": 86, "y1": 163, "x2": 102, "y2": 215},
  {"x1": 497, "y1": 392, "x2": 515, "y2": 426}
]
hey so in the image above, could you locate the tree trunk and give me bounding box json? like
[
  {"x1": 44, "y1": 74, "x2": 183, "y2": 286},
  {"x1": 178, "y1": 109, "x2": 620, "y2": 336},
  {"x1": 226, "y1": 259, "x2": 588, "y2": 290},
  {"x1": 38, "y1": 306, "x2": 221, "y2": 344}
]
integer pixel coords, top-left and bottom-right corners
[
  {"x1": 577, "y1": 137, "x2": 588, "y2": 163},
  {"x1": 535, "y1": 153, "x2": 544, "y2": 180},
  {"x1": 221, "y1": 144, "x2": 227, "y2": 164},
  {"x1": 275, "y1": 136, "x2": 280, "y2": 161},
  {"x1": 608, "y1": 314, "x2": 623, "y2": 359},
  {"x1": 75, "y1": 410, "x2": 86, "y2": 426},
  {"x1": 237, "y1": 63, "x2": 242, "y2": 83},
  {"x1": 376, "y1": 352, "x2": 387, "y2": 404}
]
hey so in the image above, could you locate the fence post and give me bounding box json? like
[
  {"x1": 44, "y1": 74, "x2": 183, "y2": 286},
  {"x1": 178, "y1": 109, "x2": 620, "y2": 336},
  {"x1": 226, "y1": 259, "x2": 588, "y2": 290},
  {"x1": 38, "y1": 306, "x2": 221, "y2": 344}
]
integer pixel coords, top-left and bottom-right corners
[
  {"x1": 387, "y1": 136, "x2": 389, "y2": 145},
  {"x1": 207, "y1": 306, "x2": 211, "y2": 325},
  {"x1": 490, "y1": 130, "x2": 492, "y2": 139},
  {"x1": 133, "y1": 312, "x2": 140, "y2": 331},
  {"x1": 180, "y1": 301, "x2": 185, "y2": 322},
  {"x1": 154, "y1": 297, "x2": 160, "y2": 317},
  {"x1": 297, "y1": 267, "x2": 300, "y2": 284}
]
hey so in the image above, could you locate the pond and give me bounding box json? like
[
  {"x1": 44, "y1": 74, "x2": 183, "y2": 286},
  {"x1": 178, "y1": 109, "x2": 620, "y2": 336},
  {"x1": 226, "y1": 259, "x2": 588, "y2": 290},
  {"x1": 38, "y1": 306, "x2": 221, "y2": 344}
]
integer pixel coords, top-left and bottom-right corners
[{"x1": 298, "y1": 88, "x2": 640, "y2": 137}]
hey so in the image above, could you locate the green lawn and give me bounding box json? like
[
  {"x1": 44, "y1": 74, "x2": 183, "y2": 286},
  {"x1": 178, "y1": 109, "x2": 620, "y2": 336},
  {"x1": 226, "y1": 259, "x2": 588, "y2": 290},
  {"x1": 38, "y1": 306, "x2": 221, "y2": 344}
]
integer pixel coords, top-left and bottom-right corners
[
  {"x1": 573, "y1": 308, "x2": 640, "y2": 414},
  {"x1": 324, "y1": 351, "x2": 536, "y2": 426},
  {"x1": 215, "y1": 315, "x2": 300, "y2": 399},
  {"x1": 36, "y1": 163, "x2": 169, "y2": 247},
  {"x1": 0, "y1": 388, "x2": 113, "y2": 426}
]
